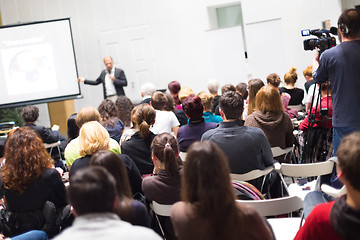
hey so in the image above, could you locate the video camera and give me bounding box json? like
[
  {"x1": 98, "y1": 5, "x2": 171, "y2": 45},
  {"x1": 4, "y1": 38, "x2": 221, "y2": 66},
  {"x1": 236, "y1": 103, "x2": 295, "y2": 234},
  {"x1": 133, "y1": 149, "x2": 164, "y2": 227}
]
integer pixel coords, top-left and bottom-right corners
[{"x1": 301, "y1": 27, "x2": 337, "y2": 53}]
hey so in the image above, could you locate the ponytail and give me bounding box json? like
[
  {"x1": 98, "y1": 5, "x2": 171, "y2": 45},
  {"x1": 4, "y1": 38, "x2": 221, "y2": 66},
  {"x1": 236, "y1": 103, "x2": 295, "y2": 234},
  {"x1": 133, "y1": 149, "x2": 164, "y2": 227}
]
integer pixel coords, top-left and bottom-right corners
[
  {"x1": 139, "y1": 120, "x2": 150, "y2": 139},
  {"x1": 163, "y1": 143, "x2": 178, "y2": 177}
]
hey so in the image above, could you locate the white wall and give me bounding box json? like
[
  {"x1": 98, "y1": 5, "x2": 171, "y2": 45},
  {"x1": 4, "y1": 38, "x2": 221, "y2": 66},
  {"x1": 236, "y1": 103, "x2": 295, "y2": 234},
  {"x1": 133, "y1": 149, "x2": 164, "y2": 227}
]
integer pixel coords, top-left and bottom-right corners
[{"x1": 0, "y1": 0, "x2": 347, "y2": 115}]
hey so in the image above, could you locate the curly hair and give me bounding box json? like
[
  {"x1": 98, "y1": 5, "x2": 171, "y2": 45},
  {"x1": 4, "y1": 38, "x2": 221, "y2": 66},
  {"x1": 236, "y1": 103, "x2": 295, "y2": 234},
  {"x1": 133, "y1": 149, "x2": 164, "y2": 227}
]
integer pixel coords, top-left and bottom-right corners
[
  {"x1": 115, "y1": 96, "x2": 134, "y2": 128},
  {"x1": 21, "y1": 105, "x2": 39, "y2": 123},
  {"x1": 2, "y1": 127, "x2": 53, "y2": 194},
  {"x1": 98, "y1": 99, "x2": 119, "y2": 128}
]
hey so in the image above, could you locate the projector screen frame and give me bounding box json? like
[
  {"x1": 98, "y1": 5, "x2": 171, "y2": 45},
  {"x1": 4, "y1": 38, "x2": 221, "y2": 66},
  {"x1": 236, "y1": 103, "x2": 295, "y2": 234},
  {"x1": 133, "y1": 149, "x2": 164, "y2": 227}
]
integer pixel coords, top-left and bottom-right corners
[{"x1": 0, "y1": 18, "x2": 82, "y2": 109}]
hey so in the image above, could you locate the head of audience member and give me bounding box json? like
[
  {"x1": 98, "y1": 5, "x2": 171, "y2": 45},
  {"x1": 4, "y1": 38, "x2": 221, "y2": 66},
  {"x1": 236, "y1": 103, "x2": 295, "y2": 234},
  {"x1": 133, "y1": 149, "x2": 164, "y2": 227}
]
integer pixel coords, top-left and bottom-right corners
[
  {"x1": 207, "y1": 79, "x2": 219, "y2": 96},
  {"x1": 337, "y1": 132, "x2": 360, "y2": 196},
  {"x1": 90, "y1": 150, "x2": 132, "y2": 200},
  {"x1": 134, "y1": 103, "x2": 156, "y2": 139},
  {"x1": 319, "y1": 81, "x2": 331, "y2": 98},
  {"x1": 68, "y1": 166, "x2": 117, "y2": 216},
  {"x1": 182, "y1": 141, "x2": 238, "y2": 238},
  {"x1": 303, "y1": 66, "x2": 313, "y2": 81},
  {"x1": 255, "y1": 85, "x2": 283, "y2": 115},
  {"x1": 151, "y1": 133, "x2": 179, "y2": 177},
  {"x1": 21, "y1": 105, "x2": 39, "y2": 123},
  {"x1": 98, "y1": 99, "x2": 119, "y2": 128},
  {"x1": 236, "y1": 83, "x2": 248, "y2": 100},
  {"x1": 79, "y1": 121, "x2": 110, "y2": 157},
  {"x1": 266, "y1": 73, "x2": 281, "y2": 88},
  {"x1": 104, "y1": 56, "x2": 114, "y2": 72},
  {"x1": 178, "y1": 87, "x2": 195, "y2": 102},
  {"x1": 3, "y1": 127, "x2": 53, "y2": 194},
  {"x1": 219, "y1": 91, "x2": 244, "y2": 121},
  {"x1": 182, "y1": 95, "x2": 203, "y2": 121},
  {"x1": 76, "y1": 107, "x2": 101, "y2": 128},
  {"x1": 151, "y1": 92, "x2": 167, "y2": 110},
  {"x1": 168, "y1": 81, "x2": 181, "y2": 105},
  {"x1": 198, "y1": 91, "x2": 214, "y2": 112},
  {"x1": 67, "y1": 113, "x2": 79, "y2": 142},
  {"x1": 221, "y1": 84, "x2": 236, "y2": 95},
  {"x1": 164, "y1": 93, "x2": 175, "y2": 111},
  {"x1": 337, "y1": 9, "x2": 360, "y2": 41},
  {"x1": 140, "y1": 82, "x2": 156, "y2": 98},
  {"x1": 284, "y1": 67, "x2": 298, "y2": 86},
  {"x1": 115, "y1": 96, "x2": 134, "y2": 128},
  {"x1": 248, "y1": 78, "x2": 265, "y2": 115}
]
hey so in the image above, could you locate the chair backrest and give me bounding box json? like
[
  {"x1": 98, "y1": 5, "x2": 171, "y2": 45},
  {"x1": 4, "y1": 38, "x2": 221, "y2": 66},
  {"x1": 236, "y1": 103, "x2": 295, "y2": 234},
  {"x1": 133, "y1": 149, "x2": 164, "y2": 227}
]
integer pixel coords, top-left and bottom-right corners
[
  {"x1": 287, "y1": 104, "x2": 303, "y2": 111},
  {"x1": 230, "y1": 166, "x2": 274, "y2": 181},
  {"x1": 237, "y1": 195, "x2": 303, "y2": 216},
  {"x1": 150, "y1": 201, "x2": 172, "y2": 217},
  {"x1": 280, "y1": 160, "x2": 334, "y2": 178},
  {"x1": 271, "y1": 146, "x2": 293, "y2": 158},
  {"x1": 43, "y1": 141, "x2": 61, "y2": 149},
  {"x1": 179, "y1": 151, "x2": 187, "y2": 162},
  {"x1": 321, "y1": 184, "x2": 347, "y2": 198}
]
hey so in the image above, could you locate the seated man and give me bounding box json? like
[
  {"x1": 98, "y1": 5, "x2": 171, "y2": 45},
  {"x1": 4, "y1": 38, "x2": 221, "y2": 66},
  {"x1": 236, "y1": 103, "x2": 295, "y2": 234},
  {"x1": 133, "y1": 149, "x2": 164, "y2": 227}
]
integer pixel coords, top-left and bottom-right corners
[
  {"x1": 53, "y1": 166, "x2": 160, "y2": 240},
  {"x1": 138, "y1": 82, "x2": 156, "y2": 105},
  {"x1": 64, "y1": 107, "x2": 120, "y2": 168},
  {"x1": 295, "y1": 132, "x2": 360, "y2": 240},
  {"x1": 201, "y1": 91, "x2": 274, "y2": 191}
]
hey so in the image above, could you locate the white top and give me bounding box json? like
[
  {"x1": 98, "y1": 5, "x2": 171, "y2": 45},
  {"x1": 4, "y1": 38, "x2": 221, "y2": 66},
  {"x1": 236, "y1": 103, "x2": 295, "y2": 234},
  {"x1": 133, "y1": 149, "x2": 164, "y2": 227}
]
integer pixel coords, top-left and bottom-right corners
[
  {"x1": 53, "y1": 213, "x2": 161, "y2": 240},
  {"x1": 151, "y1": 110, "x2": 179, "y2": 134},
  {"x1": 306, "y1": 84, "x2": 319, "y2": 108},
  {"x1": 104, "y1": 68, "x2": 117, "y2": 96}
]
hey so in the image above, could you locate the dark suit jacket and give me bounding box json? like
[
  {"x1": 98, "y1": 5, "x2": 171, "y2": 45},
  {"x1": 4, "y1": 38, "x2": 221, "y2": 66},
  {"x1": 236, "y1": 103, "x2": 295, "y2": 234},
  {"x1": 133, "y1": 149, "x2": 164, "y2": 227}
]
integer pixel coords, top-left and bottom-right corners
[
  {"x1": 25, "y1": 123, "x2": 59, "y2": 144},
  {"x1": 84, "y1": 67, "x2": 127, "y2": 99}
]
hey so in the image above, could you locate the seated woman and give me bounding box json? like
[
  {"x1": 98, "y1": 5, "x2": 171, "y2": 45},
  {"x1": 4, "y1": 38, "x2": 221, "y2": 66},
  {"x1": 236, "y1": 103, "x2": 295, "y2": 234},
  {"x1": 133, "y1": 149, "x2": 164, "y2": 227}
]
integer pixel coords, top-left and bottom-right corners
[
  {"x1": 171, "y1": 141, "x2": 273, "y2": 240},
  {"x1": 177, "y1": 95, "x2": 217, "y2": 152},
  {"x1": 69, "y1": 121, "x2": 110, "y2": 178},
  {"x1": 247, "y1": 78, "x2": 265, "y2": 116},
  {"x1": 0, "y1": 127, "x2": 67, "y2": 237},
  {"x1": 197, "y1": 91, "x2": 222, "y2": 123},
  {"x1": 279, "y1": 67, "x2": 304, "y2": 106},
  {"x1": 168, "y1": 81, "x2": 182, "y2": 110},
  {"x1": 142, "y1": 133, "x2": 182, "y2": 239},
  {"x1": 121, "y1": 103, "x2": 156, "y2": 175},
  {"x1": 90, "y1": 150, "x2": 149, "y2": 227},
  {"x1": 245, "y1": 85, "x2": 294, "y2": 162},
  {"x1": 98, "y1": 99, "x2": 124, "y2": 142}
]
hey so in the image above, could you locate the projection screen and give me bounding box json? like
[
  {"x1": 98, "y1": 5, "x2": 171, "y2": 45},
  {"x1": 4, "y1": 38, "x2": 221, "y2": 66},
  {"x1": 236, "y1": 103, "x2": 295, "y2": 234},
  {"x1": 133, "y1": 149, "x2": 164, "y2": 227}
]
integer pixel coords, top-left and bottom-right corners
[{"x1": 0, "y1": 18, "x2": 81, "y2": 108}]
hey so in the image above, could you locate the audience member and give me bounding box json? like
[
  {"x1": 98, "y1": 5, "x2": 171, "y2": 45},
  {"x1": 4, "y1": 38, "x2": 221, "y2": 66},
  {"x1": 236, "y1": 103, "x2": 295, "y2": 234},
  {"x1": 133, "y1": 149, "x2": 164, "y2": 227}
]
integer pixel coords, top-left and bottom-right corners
[
  {"x1": 121, "y1": 104, "x2": 156, "y2": 175},
  {"x1": 247, "y1": 78, "x2": 265, "y2": 115},
  {"x1": 139, "y1": 82, "x2": 156, "y2": 105},
  {"x1": 295, "y1": 132, "x2": 360, "y2": 240},
  {"x1": 178, "y1": 87, "x2": 195, "y2": 103},
  {"x1": 171, "y1": 141, "x2": 273, "y2": 240},
  {"x1": 119, "y1": 105, "x2": 139, "y2": 145},
  {"x1": 201, "y1": 91, "x2": 274, "y2": 191},
  {"x1": 115, "y1": 95, "x2": 134, "y2": 128},
  {"x1": 0, "y1": 127, "x2": 67, "y2": 237},
  {"x1": 90, "y1": 151, "x2": 149, "y2": 227},
  {"x1": 53, "y1": 166, "x2": 160, "y2": 240},
  {"x1": 64, "y1": 107, "x2": 120, "y2": 169},
  {"x1": 207, "y1": 79, "x2": 220, "y2": 113},
  {"x1": 177, "y1": 95, "x2": 217, "y2": 152},
  {"x1": 98, "y1": 99, "x2": 124, "y2": 142},
  {"x1": 279, "y1": 67, "x2": 304, "y2": 106},
  {"x1": 69, "y1": 121, "x2": 110, "y2": 178},
  {"x1": 245, "y1": 85, "x2": 294, "y2": 162},
  {"x1": 142, "y1": 133, "x2": 182, "y2": 239},
  {"x1": 235, "y1": 82, "x2": 248, "y2": 100},
  {"x1": 168, "y1": 81, "x2": 182, "y2": 110},
  {"x1": 66, "y1": 113, "x2": 79, "y2": 145},
  {"x1": 164, "y1": 93, "x2": 187, "y2": 127},
  {"x1": 197, "y1": 91, "x2": 222, "y2": 123},
  {"x1": 303, "y1": 65, "x2": 315, "y2": 94},
  {"x1": 150, "y1": 92, "x2": 179, "y2": 136},
  {"x1": 214, "y1": 84, "x2": 237, "y2": 115}
]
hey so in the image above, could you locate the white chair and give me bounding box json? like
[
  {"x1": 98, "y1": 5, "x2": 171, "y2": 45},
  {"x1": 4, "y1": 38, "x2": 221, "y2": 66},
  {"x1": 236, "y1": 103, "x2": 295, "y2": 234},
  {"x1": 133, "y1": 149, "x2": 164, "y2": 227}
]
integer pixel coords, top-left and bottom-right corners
[
  {"x1": 43, "y1": 141, "x2": 61, "y2": 157},
  {"x1": 287, "y1": 104, "x2": 304, "y2": 111},
  {"x1": 321, "y1": 184, "x2": 347, "y2": 198},
  {"x1": 230, "y1": 166, "x2": 274, "y2": 192},
  {"x1": 277, "y1": 159, "x2": 335, "y2": 200},
  {"x1": 237, "y1": 196, "x2": 303, "y2": 240},
  {"x1": 271, "y1": 146, "x2": 293, "y2": 159},
  {"x1": 150, "y1": 201, "x2": 173, "y2": 239},
  {"x1": 179, "y1": 151, "x2": 187, "y2": 162}
]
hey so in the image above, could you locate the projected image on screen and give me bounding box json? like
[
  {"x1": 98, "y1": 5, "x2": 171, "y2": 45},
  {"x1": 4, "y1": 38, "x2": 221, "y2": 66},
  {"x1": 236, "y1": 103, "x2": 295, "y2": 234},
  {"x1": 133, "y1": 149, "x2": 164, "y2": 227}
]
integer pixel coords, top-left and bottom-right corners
[
  {"x1": 2, "y1": 43, "x2": 57, "y2": 96},
  {"x1": 0, "y1": 18, "x2": 81, "y2": 108}
]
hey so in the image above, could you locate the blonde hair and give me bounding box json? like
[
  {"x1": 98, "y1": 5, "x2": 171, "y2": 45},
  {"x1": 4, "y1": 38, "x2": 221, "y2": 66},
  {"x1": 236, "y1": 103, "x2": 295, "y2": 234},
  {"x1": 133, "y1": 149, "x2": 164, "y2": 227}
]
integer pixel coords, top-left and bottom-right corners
[
  {"x1": 303, "y1": 65, "x2": 313, "y2": 78},
  {"x1": 255, "y1": 85, "x2": 284, "y2": 114},
  {"x1": 79, "y1": 121, "x2": 110, "y2": 156},
  {"x1": 179, "y1": 87, "x2": 195, "y2": 102},
  {"x1": 76, "y1": 107, "x2": 101, "y2": 128},
  {"x1": 198, "y1": 91, "x2": 214, "y2": 111},
  {"x1": 284, "y1": 67, "x2": 298, "y2": 85}
]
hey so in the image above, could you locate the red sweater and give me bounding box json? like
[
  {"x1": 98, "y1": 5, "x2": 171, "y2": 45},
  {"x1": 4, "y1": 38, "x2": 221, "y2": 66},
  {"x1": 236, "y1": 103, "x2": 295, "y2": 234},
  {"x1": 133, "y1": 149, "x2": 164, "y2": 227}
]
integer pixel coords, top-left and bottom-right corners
[
  {"x1": 294, "y1": 201, "x2": 342, "y2": 240},
  {"x1": 300, "y1": 96, "x2": 332, "y2": 131}
]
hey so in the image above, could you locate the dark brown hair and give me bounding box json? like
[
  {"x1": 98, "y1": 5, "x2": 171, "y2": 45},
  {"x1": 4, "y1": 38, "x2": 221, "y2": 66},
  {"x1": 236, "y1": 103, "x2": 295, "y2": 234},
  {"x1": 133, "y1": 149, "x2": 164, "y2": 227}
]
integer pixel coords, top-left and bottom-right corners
[
  {"x1": 236, "y1": 83, "x2": 248, "y2": 99},
  {"x1": 98, "y1": 99, "x2": 119, "y2": 128},
  {"x1": 266, "y1": 73, "x2": 281, "y2": 88},
  {"x1": 151, "y1": 133, "x2": 179, "y2": 177},
  {"x1": 248, "y1": 78, "x2": 265, "y2": 115},
  {"x1": 21, "y1": 105, "x2": 39, "y2": 123},
  {"x1": 115, "y1": 96, "x2": 134, "y2": 128},
  {"x1": 219, "y1": 91, "x2": 244, "y2": 120},
  {"x1": 182, "y1": 141, "x2": 242, "y2": 239},
  {"x1": 151, "y1": 91, "x2": 167, "y2": 110},
  {"x1": 164, "y1": 93, "x2": 175, "y2": 111},
  {"x1": 338, "y1": 9, "x2": 360, "y2": 39},
  {"x1": 3, "y1": 127, "x2": 53, "y2": 194},
  {"x1": 134, "y1": 103, "x2": 156, "y2": 139},
  {"x1": 221, "y1": 84, "x2": 236, "y2": 95}
]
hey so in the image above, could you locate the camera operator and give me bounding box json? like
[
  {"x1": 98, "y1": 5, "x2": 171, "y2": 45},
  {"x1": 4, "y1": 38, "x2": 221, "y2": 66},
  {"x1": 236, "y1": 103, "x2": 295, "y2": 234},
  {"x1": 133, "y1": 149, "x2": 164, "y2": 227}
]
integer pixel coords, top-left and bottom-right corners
[{"x1": 312, "y1": 8, "x2": 360, "y2": 155}]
